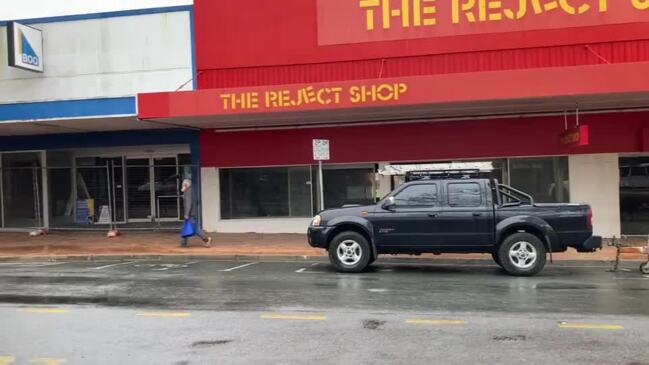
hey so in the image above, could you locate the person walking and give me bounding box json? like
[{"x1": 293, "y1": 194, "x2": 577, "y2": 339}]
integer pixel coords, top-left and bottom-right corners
[{"x1": 180, "y1": 179, "x2": 212, "y2": 248}]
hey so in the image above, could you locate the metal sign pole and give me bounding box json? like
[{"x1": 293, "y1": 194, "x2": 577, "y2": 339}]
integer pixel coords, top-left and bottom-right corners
[{"x1": 318, "y1": 160, "x2": 324, "y2": 211}]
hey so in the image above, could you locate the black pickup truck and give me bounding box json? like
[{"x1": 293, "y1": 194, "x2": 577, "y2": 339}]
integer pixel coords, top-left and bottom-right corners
[{"x1": 307, "y1": 170, "x2": 602, "y2": 276}]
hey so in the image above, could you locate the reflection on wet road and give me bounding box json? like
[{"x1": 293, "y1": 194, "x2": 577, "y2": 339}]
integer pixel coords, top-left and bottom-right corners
[{"x1": 1, "y1": 259, "x2": 648, "y2": 364}]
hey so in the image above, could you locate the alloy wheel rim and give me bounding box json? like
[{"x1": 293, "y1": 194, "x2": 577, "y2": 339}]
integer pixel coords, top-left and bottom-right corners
[
  {"x1": 337, "y1": 240, "x2": 362, "y2": 266},
  {"x1": 508, "y1": 241, "x2": 537, "y2": 269}
]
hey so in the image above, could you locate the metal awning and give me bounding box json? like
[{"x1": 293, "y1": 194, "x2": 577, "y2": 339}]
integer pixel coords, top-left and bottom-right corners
[
  {"x1": 137, "y1": 62, "x2": 649, "y2": 130},
  {"x1": 0, "y1": 116, "x2": 171, "y2": 136}
]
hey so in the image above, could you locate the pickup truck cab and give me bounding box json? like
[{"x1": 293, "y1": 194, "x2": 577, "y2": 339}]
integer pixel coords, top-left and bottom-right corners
[{"x1": 307, "y1": 169, "x2": 602, "y2": 276}]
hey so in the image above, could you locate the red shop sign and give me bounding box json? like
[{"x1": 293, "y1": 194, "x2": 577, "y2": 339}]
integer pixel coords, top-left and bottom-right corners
[
  {"x1": 317, "y1": 0, "x2": 649, "y2": 45},
  {"x1": 560, "y1": 125, "x2": 590, "y2": 147}
]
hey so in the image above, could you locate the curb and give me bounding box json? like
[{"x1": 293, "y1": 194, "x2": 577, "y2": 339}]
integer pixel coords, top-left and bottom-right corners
[
  {"x1": 0, "y1": 254, "x2": 328, "y2": 263},
  {"x1": 0, "y1": 254, "x2": 625, "y2": 267}
]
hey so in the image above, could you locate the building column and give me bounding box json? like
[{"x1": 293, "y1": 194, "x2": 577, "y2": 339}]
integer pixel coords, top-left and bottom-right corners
[
  {"x1": 376, "y1": 162, "x2": 393, "y2": 199},
  {"x1": 41, "y1": 151, "x2": 49, "y2": 229},
  {"x1": 200, "y1": 167, "x2": 220, "y2": 232},
  {"x1": 568, "y1": 154, "x2": 620, "y2": 238}
]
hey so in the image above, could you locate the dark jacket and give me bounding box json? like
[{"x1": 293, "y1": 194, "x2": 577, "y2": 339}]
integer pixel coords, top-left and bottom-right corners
[{"x1": 183, "y1": 186, "x2": 195, "y2": 218}]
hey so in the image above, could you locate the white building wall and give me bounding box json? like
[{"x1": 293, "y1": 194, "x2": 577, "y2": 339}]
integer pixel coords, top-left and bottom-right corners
[
  {"x1": 201, "y1": 167, "x2": 220, "y2": 232},
  {"x1": 0, "y1": 10, "x2": 193, "y2": 104},
  {"x1": 569, "y1": 153, "x2": 621, "y2": 238}
]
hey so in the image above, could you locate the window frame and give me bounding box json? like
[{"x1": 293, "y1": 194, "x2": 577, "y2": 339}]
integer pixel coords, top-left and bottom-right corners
[
  {"x1": 446, "y1": 182, "x2": 483, "y2": 208},
  {"x1": 392, "y1": 183, "x2": 439, "y2": 208}
]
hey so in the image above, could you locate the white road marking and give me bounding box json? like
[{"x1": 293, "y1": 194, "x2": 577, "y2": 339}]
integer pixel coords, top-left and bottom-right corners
[
  {"x1": 92, "y1": 261, "x2": 135, "y2": 270},
  {"x1": 150, "y1": 264, "x2": 189, "y2": 271},
  {"x1": 35, "y1": 262, "x2": 68, "y2": 267},
  {"x1": 295, "y1": 262, "x2": 320, "y2": 274},
  {"x1": 367, "y1": 288, "x2": 389, "y2": 293},
  {"x1": 218, "y1": 262, "x2": 257, "y2": 272}
]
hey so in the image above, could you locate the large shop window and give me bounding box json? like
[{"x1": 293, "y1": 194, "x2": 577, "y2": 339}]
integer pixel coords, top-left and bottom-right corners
[
  {"x1": 220, "y1": 167, "x2": 312, "y2": 219},
  {"x1": 322, "y1": 167, "x2": 375, "y2": 209},
  {"x1": 620, "y1": 157, "x2": 649, "y2": 235},
  {"x1": 509, "y1": 157, "x2": 569, "y2": 203}
]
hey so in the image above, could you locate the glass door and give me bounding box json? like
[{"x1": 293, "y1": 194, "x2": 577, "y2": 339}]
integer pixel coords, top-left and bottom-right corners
[
  {"x1": 125, "y1": 156, "x2": 182, "y2": 222},
  {"x1": 153, "y1": 157, "x2": 181, "y2": 221},
  {"x1": 126, "y1": 158, "x2": 153, "y2": 221}
]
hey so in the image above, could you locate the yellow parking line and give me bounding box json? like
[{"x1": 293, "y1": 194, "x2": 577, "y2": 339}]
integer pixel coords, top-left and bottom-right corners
[
  {"x1": 136, "y1": 311, "x2": 191, "y2": 317},
  {"x1": 0, "y1": 356, "x2": 15, "y2": 365},
  {"x1": 17, "y1": 308, "x2": 68, "y2": 314},
  {"x1": 406, "y1": 319, "x2": 467, "y2": 325},
  {"x1": 30, "y1": 358, "x2": 66, "y2": 365},
  {"x1": 558, "y1": 322, "x2": 624, "y2": 330},
  {"x1": 260, "y1": 314, "x2": 326, "y2": 321}
]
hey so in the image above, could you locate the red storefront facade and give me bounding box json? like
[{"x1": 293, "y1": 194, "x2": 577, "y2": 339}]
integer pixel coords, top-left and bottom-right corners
[{"x1": 139, "y1": 0, "x2": 649, "y2": 236}]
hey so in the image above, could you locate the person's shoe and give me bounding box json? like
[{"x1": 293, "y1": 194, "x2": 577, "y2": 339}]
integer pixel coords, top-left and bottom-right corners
[
  {"x1": 204, "y1": 237, "x2": 212, "y2": 248},
  {"x1": 180, "y1": 244, "x2": 188, "y2": 248}
]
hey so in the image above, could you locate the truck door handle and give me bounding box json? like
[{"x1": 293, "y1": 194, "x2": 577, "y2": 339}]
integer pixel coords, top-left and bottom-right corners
[
  {"x1": 473, "y1": 213, "x2": 482, "y2": 217},
  {"x1": 427, "y1": 213, "x2": 437, "y2": 218}
]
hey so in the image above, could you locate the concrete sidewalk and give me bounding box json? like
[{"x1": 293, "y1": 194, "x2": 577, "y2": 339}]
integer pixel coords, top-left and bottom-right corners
[{"x1": 0, "y1": 231, "x2": 645, "y2": 262}]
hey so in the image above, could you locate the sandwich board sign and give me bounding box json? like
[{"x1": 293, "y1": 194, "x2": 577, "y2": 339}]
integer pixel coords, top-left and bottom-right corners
[{"x1": 7, "y1": 22, "x2": 44, "y2": 72}]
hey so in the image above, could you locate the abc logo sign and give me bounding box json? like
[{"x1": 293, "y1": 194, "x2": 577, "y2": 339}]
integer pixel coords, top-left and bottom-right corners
[{"x1": 21, "y1": 53, "x2": 39, "y2": 67}]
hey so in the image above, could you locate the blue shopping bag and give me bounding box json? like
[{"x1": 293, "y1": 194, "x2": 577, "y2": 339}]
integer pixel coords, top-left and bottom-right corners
[{"x1": 180, "y1": 219, "x2": 197, "y2": 238}]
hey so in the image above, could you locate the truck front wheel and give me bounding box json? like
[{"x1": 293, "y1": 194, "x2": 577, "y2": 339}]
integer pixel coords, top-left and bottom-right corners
[
  {"x1": 328, "y1": 231, "x2": 371, "y2": 273},
  {"x1": 498, "y1": 233, "x2": 546, "y2": 276},
  {"x1": 491, "y1": 252, "x2": 502, "y2": 267}
]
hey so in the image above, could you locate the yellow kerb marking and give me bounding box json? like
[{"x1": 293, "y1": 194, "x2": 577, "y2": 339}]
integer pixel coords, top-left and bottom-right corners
[
  {"x1": 136, "y1": 311, "x2": 191, "y2": 317},
  {"x1": 406, "y1": 319, "x2": 467, "y2": 325},
  {"x1": 558, "y1": 323, "x2": 624, "y2": 330},
  {"x1": 30, "y1": 358, "x2": 66, "y2": 365},
  {"x1": 0, "y1": 356, "x2": 16, "y2": 365},
  {"x1": 17, "y1": 308, "x2": 68, "y2": 314},
  {"x1": 260, "y1": 314, "x2": 326, "y2": 321}
]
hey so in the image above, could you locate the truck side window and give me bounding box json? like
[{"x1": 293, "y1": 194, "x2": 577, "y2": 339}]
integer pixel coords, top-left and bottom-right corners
[
  {"x1": 448, "y1": 182, "x2": 481, "y2": 207},
  {"x1": 394, "y1": 184, "x2": 438, "y2": 207}
]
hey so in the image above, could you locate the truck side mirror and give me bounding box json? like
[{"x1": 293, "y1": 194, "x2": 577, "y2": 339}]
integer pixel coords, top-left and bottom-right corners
[{"x1": 382, "y1": 196, "x2": 396, "y2": 211}]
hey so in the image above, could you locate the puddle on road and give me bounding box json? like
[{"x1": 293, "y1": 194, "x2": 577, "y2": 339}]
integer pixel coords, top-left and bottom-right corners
[
  {"x1": 492, "y1": 335, "x2": 527, "y2": 342},
  {"x1": 362, "y1": 319, "x2": 386, "y2": 330},
  {"x1": 191, "y1": 340, "x2": 233, "y2": 348},
  {"x1": 535, "y1": 283, "x2": 601, "y2": 290}
]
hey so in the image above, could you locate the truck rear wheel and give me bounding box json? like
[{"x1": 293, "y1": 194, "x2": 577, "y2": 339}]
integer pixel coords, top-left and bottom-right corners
[
  {"x1": 328, "y1": 231, "x2": 371, "y2": 273},
  {"x1": 498, "y1": 233, "x2": 546, "y2": 276}
]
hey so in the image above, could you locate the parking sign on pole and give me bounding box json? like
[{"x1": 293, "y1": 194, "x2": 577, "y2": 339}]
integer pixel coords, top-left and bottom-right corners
[{"x1": 313, "y1": 139, "x2": 329, "y2": 211}]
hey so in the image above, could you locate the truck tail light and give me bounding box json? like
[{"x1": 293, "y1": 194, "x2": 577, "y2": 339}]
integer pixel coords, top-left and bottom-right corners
[{"x1": 587, "y1": 208, "x2": 593, "y2": 229}]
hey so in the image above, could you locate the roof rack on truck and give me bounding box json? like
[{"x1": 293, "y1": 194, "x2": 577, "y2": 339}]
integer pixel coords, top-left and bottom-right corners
[{"x1": 405, "y1": 169, "x2": 481, "y2": 182}]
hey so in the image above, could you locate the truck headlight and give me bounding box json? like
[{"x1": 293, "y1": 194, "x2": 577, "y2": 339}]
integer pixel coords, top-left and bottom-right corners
[{"x1": 311, "y1": 215, "x2": 322, "y2": 227}]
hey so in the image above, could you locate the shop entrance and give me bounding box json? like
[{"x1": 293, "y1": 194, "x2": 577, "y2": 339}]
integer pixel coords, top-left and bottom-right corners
[
  {"x1": 74, "y1": 154, "x2": 188, "y2": 225},
  {"x1": 126, "y1": 156, "x2": 181, "y2": 222}
]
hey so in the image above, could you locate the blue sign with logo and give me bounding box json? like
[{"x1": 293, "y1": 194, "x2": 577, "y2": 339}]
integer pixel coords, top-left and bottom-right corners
[{"x1": 7, "y1": 22, "x2": 44, "y2": 72}]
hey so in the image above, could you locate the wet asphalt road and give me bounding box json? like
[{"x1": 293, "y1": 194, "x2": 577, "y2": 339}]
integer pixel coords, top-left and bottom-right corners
[{"x1": 0, "y1": 258, "x2": 648, "y2": 364}]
